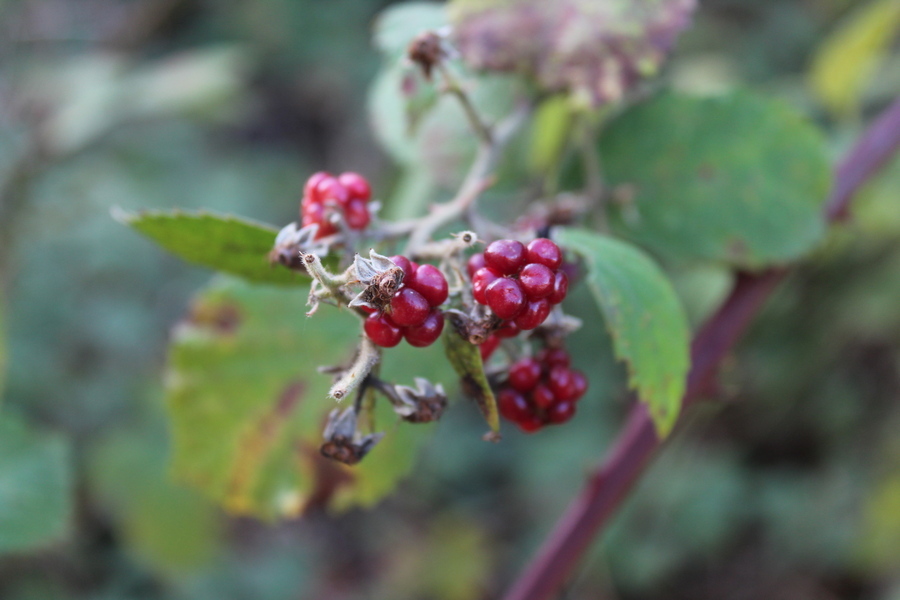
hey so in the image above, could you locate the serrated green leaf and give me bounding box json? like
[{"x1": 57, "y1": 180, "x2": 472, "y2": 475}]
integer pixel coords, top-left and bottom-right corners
[
  {"x1": 557, "y1": 228, "x2": 690, "y2": 436},
  {"x1": 809, "y1": 0, "x2": 900, "y2": 118},
  {"x1": 0, "y1": 413, "x2": 73, "y2": 553},
  {"x1": 117, "y1": 209, "x2": 307, "y2": 286},
  {"x1": 601, "y1": 91, "x2": 831, "y2": 268},
  {"x1": 167, "y1": 278, "x2": 451, "y2": 519},
  {"x1": 442, "y1": 326, "x2": 500, "y2": 435},
  {"x1": 373, "y1": 2, "x2": 447, "y2": 58}
]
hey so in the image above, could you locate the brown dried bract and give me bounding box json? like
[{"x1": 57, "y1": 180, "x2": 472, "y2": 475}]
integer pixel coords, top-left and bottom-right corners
[
  {"x1": 356, "y1": 265, "x2": 404, "y2": 310},
  {"x1": 407, "y1": 31, "x2": 445, "y2": 80},
  {"x1": 320, "y1": 437, "x2": 368, "y2": 466}
]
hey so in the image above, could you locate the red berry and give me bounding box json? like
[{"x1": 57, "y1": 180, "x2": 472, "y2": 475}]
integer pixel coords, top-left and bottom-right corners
[
  {"x1": 408, "y1": 264, "x2": 448, "y2": 307},
  {"x1": 301, "y1": 200, "x2": 325, "y2": 222},
  {"x1": 484, "y1": 239, "x2": 526, "y2": 275},
  {"x1": 390, "y1": 255, "x2": 416, "y2": 280},
  {"x1": 518, "y1": 263, "x2": 555, "y2": 299},
  {"x1": 344, "y1": 198, "x2": 370, "y2": 230},
  {"x1": 531, "y1": 383, "x2": 556, "y2": 409},
  {"x1": 485, "y1": 277, "x2": 526, "y2": 320},
  {"x1": 338, "y1": 172, "x2": 371, "y2": 201},
  {"x1": 547, "y1": 366, "x2": 576, "y2": 401},
  {"x1": 467, "y1": 253, "x2": 486, "y2": 278},
  {"x1": 570, "y1": 371, "x2": 588, "y2": 401},
  {"x1": 404, "y1": 310, "x2": 444, "y2": 347},
  {"x1": 495, "y1": 321, "x2": 520, "y2": 339},
  {"x1": 547, "y1": 401, "x2": 576, "y2": 424},
  {"x1": 514, "y1": 298, "x2": 551, "y2": 331},
  {"x1": 517, "y1": 416, "x2": 544, "y2": 433},
  {"x1": 498, "y1": 388, "x2": 531, "y2": 422},
  {"x1": 472, "y1": 267, "x2": 501, "y2": 305},
  {"x1": 480, "y1": 335, "x2": 500, "y2": 361},
  {"x1": 304, "y1": 171, "x2": 332, "y2": 204},
  {"x1": 316, "y1": 176, "x2": 350, "y2": 206},
  {"x1": 548, "y1": 271, "x2": 569, "y2": 304},
  {"x1": 364, "y1": 312, "x2": 403, "y2": 347},
  {"x1": 526, "y1": 238, "x2": 562, "y2": 270},
  {"x1": 539, "y1": 348, "x2": 570, "y2": 369},
  {"x1": 508, "y1": 358, "x2": 541, "y2": 392},
  {"x1": 389, "y1": 287, "x2": 430, "y2": 327}
]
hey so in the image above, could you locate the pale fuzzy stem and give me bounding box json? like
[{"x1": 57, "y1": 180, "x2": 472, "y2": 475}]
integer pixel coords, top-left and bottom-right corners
[
  {"x1": 300, "y1": 252, "x2": 353, "y2": 305},
  {"x1": 329, "y1": 338, "x2": 381, "y2": 401}
]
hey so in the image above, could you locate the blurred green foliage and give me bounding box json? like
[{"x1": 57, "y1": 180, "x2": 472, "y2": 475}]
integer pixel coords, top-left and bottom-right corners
[{"x1": 1, "y1": 1, "x2": 899, "y2": 599}]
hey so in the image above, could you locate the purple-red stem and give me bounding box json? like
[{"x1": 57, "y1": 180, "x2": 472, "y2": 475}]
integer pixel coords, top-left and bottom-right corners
[{"x1": 503, "y1": 96, "x2": 900, "y2": 600}]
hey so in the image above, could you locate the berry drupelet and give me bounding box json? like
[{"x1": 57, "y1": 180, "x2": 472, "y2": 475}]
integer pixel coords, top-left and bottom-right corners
[
  {"x1": 497, "y1": 347, "x2": 587, "y2": 432},
  {"x1": 469, "y1": 238, "x2": 568, "y2": 331},
  {"x1": 365, "y1": 256, "x2": 448, "y2": 348},
  {"x1": 300, "y1": 171, "x2": 373, "y2": 239}
]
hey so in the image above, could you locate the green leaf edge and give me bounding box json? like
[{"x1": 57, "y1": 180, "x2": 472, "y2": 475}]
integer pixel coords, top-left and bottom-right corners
[
  {"x1": 557, "y1": 228, "x2": 691, "y2": 437},
  {"x1": 113, "y1": 207, "x2": 309, "y2": 286}
]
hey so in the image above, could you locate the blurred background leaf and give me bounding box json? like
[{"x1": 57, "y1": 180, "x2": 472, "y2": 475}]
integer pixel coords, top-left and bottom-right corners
[
  {"x1": 602, "y1": 91, "x2": 831, "y2": 268},
  {"x1": 809, "y1": 0, "x2": 900, "y2": 119},
  {"x1": 0, "y1": 412, "x2": 73, "y2": 554}
]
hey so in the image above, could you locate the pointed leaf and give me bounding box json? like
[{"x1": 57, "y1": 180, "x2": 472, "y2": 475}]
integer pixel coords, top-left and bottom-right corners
[
  {"x1": 558, "y1": 228, "x2": 690, "y2": 436},
  {"x1": 117, "y1": 209, "x2": 307, "y2": 286},
  {"x1": 442, "y1": 325, "x2": 500, "y2": 435},
  {"x1": 601, "y1": 91, "x2": 831, "y2": 268}
]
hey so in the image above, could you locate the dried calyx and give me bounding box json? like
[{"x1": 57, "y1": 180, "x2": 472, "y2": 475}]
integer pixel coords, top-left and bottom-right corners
[
  {"x1": 349, "y1": 250, "x2": 405, "y2": 312},
  {"x1": 320, "y1": 407, "x2": 384, "y2": 465}
]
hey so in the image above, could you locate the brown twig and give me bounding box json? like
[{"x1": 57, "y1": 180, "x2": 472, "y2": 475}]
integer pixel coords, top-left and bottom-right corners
[{"x1": 502, "y1": 95, "x2": 900, "y2": 600}]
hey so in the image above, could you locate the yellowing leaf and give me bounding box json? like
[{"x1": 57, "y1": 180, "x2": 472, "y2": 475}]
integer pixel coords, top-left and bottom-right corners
[{"x1": 809, "y1": 0, "x2": 900, "y2": 117}]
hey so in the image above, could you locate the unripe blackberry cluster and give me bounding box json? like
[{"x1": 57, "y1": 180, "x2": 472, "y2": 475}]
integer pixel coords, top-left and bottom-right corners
[
  {"x1": 301, "y1": 171, "x2": 373, "y2": 239},
  {"x1": 468, "y1": 238, "x2": 568, "y2": 330},
  {"x1": 497, "y1": 347, "x2": 587, "y2": 433},
  {"x1": 364, "y1": 256, "x2": 448, "y2": 348}
]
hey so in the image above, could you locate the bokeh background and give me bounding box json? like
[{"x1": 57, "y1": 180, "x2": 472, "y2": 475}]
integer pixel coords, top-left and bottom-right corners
[{"x1": 1, "y1": 0, "x2": 900, "y2": 599}]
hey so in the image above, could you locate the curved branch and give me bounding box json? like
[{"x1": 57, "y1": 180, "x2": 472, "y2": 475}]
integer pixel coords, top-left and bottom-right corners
[{"x1": 503, "y1": 95, "x2": 900, "y2": 600}]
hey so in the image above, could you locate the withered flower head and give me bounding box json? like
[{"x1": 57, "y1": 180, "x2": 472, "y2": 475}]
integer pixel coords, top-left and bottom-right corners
[
  {"x1": 392, "y1": 377, "x2": 447, "y2": 423},
  {"x1": 349, "y1": 250, "x2": 405, "y2": 311},
  {"x1": 269, "y1": 222, "x2": 330, "y2": 270},
  {"x1": 320, "y1": 407, "x2": 384, "y2": 466}
]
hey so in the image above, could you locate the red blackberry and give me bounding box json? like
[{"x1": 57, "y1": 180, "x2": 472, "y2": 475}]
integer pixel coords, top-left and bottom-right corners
[
  {"x1": 365, "y1": 257, "x2": 449, "y2": 349},
  {"x1": 469, "y1": 238, "x2": 568, "y2": 331},
  {"x1": 494, "y1": 346, "x2": 587, "y2": 433},
  {"x1": 299, "y1": 171, "x2": 374, "y2": 239}
]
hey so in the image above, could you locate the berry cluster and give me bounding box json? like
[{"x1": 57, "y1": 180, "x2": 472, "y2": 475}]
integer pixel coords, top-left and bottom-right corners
[
  {"x1": 301, "y1": 171, "x2": 373, "y2": 239},
  {"x1": 468, "y1": 238, "x2": 568, "y2": 330},
  {"x1": 497, "y1": 348, "x2": 587, "y2": 433},
  {"x1": 364, "y1": 256, "x2": 448, "y2": 348}
]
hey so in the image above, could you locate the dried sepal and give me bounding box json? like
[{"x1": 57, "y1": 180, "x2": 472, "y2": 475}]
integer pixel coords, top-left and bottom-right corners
[
  {"x1": 348, "y1": 250, "x2": 405, "y2": 311},
  {"x1": 269, "y1": 222, "x2": 331, "y2": 270},
  {"x1": 320, "y1": 407, "x2": 385, "y2": 466},
  {"x1": 387, "y1": 377, "x2": 448, "y2": 423}
]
